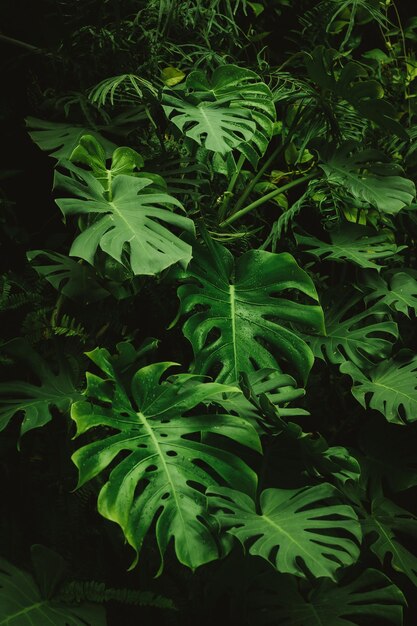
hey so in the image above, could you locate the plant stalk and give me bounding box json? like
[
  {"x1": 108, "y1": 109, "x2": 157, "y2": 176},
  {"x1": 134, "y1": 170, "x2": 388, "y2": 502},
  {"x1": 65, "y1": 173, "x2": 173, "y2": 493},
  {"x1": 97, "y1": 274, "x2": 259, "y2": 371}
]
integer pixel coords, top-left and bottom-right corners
[{"x1": 219, "y1": 171, "x2": 315, "y2": 227}]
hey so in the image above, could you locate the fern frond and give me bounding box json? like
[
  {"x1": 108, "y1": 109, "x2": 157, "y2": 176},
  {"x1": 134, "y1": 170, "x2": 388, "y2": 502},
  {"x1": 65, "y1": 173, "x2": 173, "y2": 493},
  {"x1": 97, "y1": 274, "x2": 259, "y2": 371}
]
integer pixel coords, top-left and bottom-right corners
[
  {"x1": 52, "y1": 314, "x2": 88, "y2": 342},
  {"x1": 89, "y1": 74, "x2": 158, "y2": 107},
  {"x1": 58, "y1": 581, "x2": 177, "y2": 610}
]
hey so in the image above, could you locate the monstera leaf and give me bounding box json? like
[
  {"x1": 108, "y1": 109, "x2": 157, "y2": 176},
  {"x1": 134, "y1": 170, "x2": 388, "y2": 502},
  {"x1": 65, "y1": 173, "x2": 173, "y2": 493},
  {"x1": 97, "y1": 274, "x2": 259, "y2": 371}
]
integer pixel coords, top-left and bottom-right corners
[
  {"x1": 54, "y1": 161, "x2": 194, "y2": 276},
  {"x1": 69, "y1": 134, "x2": 144, "y2": 192},
  {"x1": 363, "y1": 271, "x2": 417, "y2": 317},
  {"x1": 26, "y1": 117, "x2": 116, "y2": 161},
  {"x1": 71, "y1": 348, "x2": 260, "y2": 571},
  {"x1": 248, "y1": 568, "x2": 405, "y2": 626},
  {"x1": 208, "y1": 483, "x2": 361, "y2": 580},
  {"x1": 340, "y1": 354, "x2": 417, "y2": 424},
  {"x1": 162, "y1": 65, "x2": 275, "y2": 166},
  {"x1": 0, "y1": 546, "x2": 105, "y2": 626},
  {"x1": 295, "y1": 225, "x2": 406, "y2": 272},
  {"x1": 27, "y1": 250, "x2": 109, "y2": 302},
  {"x1": 175, "y1": 238, "x2": 324, "y2": 385},
  {"x1": 0, "y1": 339, "x2": 82, "y2": 438},
  {"x1": 318, "y1": 141, "x2": 415, "y2": 214},
  {"x1": 306, "y1": 292, "x2": 397, "y2": 369},
  {"x1": 365, "y1": 496, "x2": 417, "y2": 586}
]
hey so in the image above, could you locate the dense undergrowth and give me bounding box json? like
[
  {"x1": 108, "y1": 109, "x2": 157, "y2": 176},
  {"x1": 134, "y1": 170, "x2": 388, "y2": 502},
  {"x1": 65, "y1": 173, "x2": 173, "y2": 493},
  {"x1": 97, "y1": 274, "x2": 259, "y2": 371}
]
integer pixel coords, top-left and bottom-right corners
[{"x1": 1, "y1": 1, "x2": 417, "y2": 624}]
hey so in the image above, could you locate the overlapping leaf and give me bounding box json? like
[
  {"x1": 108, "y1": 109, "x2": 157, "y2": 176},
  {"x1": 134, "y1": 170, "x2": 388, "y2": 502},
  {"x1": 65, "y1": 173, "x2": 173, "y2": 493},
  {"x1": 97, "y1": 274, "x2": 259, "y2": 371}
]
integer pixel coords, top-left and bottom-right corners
[
  {"x1": 340, "y1": 355, "x2": 417, "y2": 424},
  {"x1": 296, "y1": 225, "x2": 406, "y2": 272},
  {"x1": 0, "y1": 550, "x2": 105, "y2": 626},
  {"x1": 248, "y1": 568, "x2": 405, "y2": 626},
  {"x1": 208, "y1": 483, "x2": 361, "y2": 579},
  {"x1": 26, "y1": 117, "x2": 116, "y2": 161},
  {"x1": 54, "y1": 162, "x2": 194, "y2": 276},
  {"x1": 0, "y1": 338, "x2": 82, "y2": 438},
  {"x1": 162, "y1": 65, "x2": 275, "y2": 166},
  {"x1": 176, "y1": 238, "x2": 324, "y2": 384},
  {"x1": 363, "y1": 271, "x2": 417, "y2": 316},
  {"x1": 27, "y1": 250, "x2": 109, "y2": 302},
  {"x1": 318, "y1": 141, "x2": 415, "y2": 214},
  {"x1": 365, "y1": 497, "x2": 417, "y2": 586},
  {"x1": 306, "y1": 292, "x2": 397, "y2": 369},
  {"x1": 71, "y1": 348, "x2": 260, "y2": 571}
]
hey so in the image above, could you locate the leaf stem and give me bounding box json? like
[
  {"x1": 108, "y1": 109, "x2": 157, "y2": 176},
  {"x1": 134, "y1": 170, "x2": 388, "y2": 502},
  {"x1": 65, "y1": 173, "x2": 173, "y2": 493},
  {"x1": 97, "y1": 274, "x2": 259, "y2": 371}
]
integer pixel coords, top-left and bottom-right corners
[
  {"x1": 219, "y1": 172, "x2": 315, "y2": 227},
  {"x1": 218, "y1": 153, "x2": 246, "y2": 221}
]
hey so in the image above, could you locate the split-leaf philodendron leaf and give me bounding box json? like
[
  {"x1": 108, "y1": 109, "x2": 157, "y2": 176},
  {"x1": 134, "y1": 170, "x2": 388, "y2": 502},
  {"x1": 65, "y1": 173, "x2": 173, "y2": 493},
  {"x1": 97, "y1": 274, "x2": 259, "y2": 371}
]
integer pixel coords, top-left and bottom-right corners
[
  {"x1": 54, "y1": 161, "x2": 195, "y2": 276},
  {"x1": 71, "y1": 348, "x2": 260, "y2": 572},
  {"x1": 176, "y1": 238, "x2": 325, "y2": 384},
  {"x1": 208, "y1": 483, "x2": 361, "y2": 580}
]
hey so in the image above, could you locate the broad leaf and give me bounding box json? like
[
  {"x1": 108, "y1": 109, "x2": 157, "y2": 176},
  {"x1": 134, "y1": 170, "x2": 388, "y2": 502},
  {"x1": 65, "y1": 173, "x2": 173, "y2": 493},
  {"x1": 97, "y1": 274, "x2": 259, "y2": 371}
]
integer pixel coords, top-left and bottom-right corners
[
  {"x1": 340, "y1": 355, "x2": 417, "y2": 424},
  {"x1": 318, "y1": 141, "x2": 415, "y2": 215},
  {"x1": 70, "y1": 134, "x2": 144, "y2": 192},
  {"x1": 54, "y1": 161, "x2": 195, "y2": 276},
  {"x1": 296, "y1": 225, "x2": 406, "y2": 272},
  {"x1": 365, "y1": 497, "x2": 417, "y2": 586},
  {"x1": 0, "y1": 551, "x2": 105, "y2": 626},
  {"x1": 26, "y1": 117, "x2": 116, "y2": 161},
  {"x1": 248, "y1": 568, "x2": 405, "y2": 626},
  {"x1": 71, "y1": 348, "x2": 260, "y2": 571},
  {"x1": 27, "y1": 249, "x2": 109, "y2": 303},
  {"x1": 363, "y1": 271, "x2": 417, "y2": 316},
  {"x1": 208, "y1": 483, "x2": 361, "y2": 580},
  {"x1": 176, "y1": 238, "x2": 324, "y2": 384},
  {"x1": 162, "y1": 64, "x2": 275, "y2": 166},
  {"x1": 306, "y1": 292, "x2": 397, "y2": 369},
  {"x1": 0, "y1": 338, "x2": 82, "y2": 438}
]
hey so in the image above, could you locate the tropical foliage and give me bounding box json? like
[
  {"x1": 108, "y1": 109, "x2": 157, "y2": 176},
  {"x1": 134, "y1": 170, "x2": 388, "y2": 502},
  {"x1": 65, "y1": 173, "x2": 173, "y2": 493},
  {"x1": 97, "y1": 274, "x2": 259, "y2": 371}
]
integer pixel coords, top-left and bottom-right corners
[{"x1": 1, "y1": 0, "x2": 417, "y2": 624}]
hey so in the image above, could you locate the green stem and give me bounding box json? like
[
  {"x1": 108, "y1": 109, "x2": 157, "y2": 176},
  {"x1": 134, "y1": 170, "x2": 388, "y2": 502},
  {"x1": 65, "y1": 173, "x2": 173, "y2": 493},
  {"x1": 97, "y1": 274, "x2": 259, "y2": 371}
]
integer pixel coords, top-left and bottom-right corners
[
  {"x1": 218, "y1": 153, "x2": 246, "y2": 221},
  {"x1": 219, "y1": 171, "x2": 315, "y2": 228},
  {"x1": 231, "y1": 103, "x2": 306, "y2": 217}
]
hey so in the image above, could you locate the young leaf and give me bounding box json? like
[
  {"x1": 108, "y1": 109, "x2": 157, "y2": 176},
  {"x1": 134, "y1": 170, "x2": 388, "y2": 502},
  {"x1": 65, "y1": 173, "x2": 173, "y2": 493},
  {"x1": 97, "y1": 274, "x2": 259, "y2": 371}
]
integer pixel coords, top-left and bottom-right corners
[
  {"x1": 0, "y1": 339, "x2": 82, "y2": 438},
  {"x1": 54, "y1": 161, "x2": 195, "y2": 276},
  {"x1": 208, "y1": 483, "x2": 361, "y2": 579},
  {"x1": 248, "y1": 568, "x2": 405, "y2": 626},
  {"x1": 176, "y1": 238, "x2": 324, "y2": 384},
  {"x1": 71, "y1": 348, "x2": 260, "y2": 571},
  {"x1": 162, "y1": 65, "x2": 275, "y2": 166},
  {"x1": 340, "y1": 354, "x2": 417, "y2": 424}
]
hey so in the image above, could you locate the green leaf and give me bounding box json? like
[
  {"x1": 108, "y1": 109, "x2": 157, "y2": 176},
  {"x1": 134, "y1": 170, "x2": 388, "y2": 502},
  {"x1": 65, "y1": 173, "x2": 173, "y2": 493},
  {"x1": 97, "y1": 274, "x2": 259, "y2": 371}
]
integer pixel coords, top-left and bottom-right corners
[
  {"x1": 70, "y1": 134, "x2": 144, "y2": 193},
  {"x1": 296, "y1": 225, "x2": 406, "y2": 272},
  {"x1": 162, "y1": 64, "x2": 275, "y2": 166},
  {"x1": 26, "y1": 117, "x2": 116, "y2": 161},
  {"x1": 0, "y1": 552, "x2": 105, "y2": 626},
  {"x1": 27, "y1": 250, "x2": 109, "y2": 303},
  {"x1": 0, "y1": 339, "x2": 82, "y2": 438},
  {"x1": 161, "y1": 66, "x2": 186, "y2": 87},
  {"x1": 54, "y1": 161, "x2": 195, "y2": 276},
  {"x1": 340, "y1": 354, "x2": 417, "y2": 424},
  {"x1": 306, "y1": 292, "x2": 397, "y2": 369},
  {"x1": 318, "y1": 142, "x2": 416, "y2": 215},
  {"x1": 176, "y1": 238, "x2": 324, "y2": 384},
  {"x1": 363, "y1": 271, "x2": 417, "y2": 316},
  {"x1": 248, "y1": 568, "x2": 405, "y2": 626},
  {"x1": 71, "y1": 348, "x2": 260, "y2": 571},
  {"x1": 365, "y1": 497, "x2": 417, "y2": 586},
  {"x1": 208, "y1": 483, "x2": 361, "y2": 579}
]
